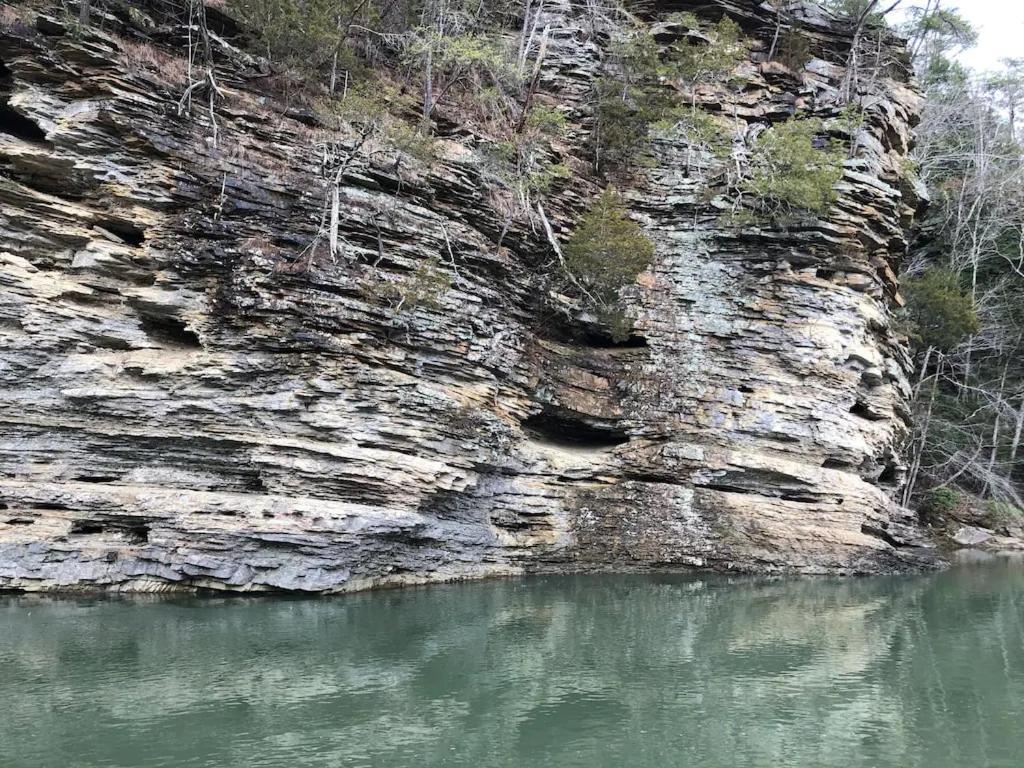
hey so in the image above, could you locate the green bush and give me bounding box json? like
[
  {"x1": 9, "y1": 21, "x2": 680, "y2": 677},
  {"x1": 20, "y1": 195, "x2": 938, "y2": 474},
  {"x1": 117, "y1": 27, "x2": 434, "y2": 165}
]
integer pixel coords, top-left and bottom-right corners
[
  {"x1": 327, "y1": 85, "x2": 388, "y2": 121},
  {"x1": 902, "y1": 268, "x2": 979, "y2": 351},
  {"x1": 385, "y1": 121, "x2": 438, "y2": 165},
  {"x1": 592, "y1": 17, "x2": 749, "y2": 174},
  {"x1": 362, "y1": 255, "x2": 451, "y2": 313},
  {"x1": 655, "y1": 108, "x2": 732, "y2": 158},
  {"x1": 668, "y1": 16, "x2": 750, "y2": 87},
  {"x1": 984, "y1": 500, "x2": 1023, "y2": 530},
  {"x1": 825, "y1": 0, "x2": 888, "y2": 24},
  {"x1": 524, "y1": 105, "x2": 568, "y2": 136},
  {"x1": 479, "y1": 129, "x2": 569, "y2": 219},
  {"x1": 322, "y1": 82, "x2": 436, "y2": 166},
  {"x1": 564, "y1": 188, "x2": 654, "y2": 339},
  {"x1": 742, "y1": 117, "x2": 846, "y2": 217},
  {"x1": 774, "y1": 27, "x2": 814, "y2": 71},
  {"x1": 591, "y1": 40, "x2": 677, "y2": 173},
  {"x1": 920, "y1": 487, "x2": 964, "y2": 521},
  {"x1": 230, "y1": 0, "x2": 355, "y2": 71},
  {"x1": 428, "y1": 32, "x2": 505, "y2": 73}
]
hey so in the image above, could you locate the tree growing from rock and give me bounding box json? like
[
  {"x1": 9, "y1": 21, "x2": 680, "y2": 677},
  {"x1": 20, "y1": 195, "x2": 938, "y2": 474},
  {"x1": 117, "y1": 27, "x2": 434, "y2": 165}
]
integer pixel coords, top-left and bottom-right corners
[
  {"x1": 563, "y1": 188, "x2": 654, "y2": 340},
  {"x1": 741, "y1": 117, "x2": 846, "y2": 219},
  {"x1": 591, "y1": 15, "x2": 748, "y2": 175}
]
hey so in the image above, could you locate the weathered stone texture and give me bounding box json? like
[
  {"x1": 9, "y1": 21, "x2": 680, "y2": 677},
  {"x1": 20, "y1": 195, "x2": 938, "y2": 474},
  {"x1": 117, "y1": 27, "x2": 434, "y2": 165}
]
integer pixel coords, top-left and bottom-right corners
[{"x1": 0, "y1": 0, "x2": 939, "y2": 592}]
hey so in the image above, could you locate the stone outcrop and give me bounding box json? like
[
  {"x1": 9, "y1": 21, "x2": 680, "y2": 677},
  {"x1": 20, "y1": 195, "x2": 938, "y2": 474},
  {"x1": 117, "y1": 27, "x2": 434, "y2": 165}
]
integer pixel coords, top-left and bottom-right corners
[{"x1": 0, "y1": 0, "x2": 940, "y2": 592}]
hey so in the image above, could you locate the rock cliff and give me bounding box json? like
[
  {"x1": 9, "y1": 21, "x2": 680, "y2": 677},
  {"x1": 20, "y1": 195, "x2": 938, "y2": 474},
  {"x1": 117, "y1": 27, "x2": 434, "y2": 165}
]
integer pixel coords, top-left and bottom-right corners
[{"x1": 0, "y1": 0, "x2": 939, "y2": 592}]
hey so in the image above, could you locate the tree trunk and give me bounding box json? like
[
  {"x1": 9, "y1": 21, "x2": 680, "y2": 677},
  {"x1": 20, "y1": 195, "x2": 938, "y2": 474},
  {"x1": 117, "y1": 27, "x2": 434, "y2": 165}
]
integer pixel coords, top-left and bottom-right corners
[
  {"x1": 984, "y1": 364, "x2": 1009, "y2": 497},
  {"x1": 329, "y1": 184, "x2": 340, "y2": 259},
  {"x1": 904, "y1": 370, "x2": 940, "y2": 509},
  {"x1": 515, "y1": 25, "x2": 550, "y2": 133},
  {"x1": 422, "y1": 45, "x2": 433, "y2": 130},
  {"x1": 517, "y1": 0, "x2": 533, "y2": 74},
  {"x1": 768, "y1": 3, "x2": 782, "y2": 61},
  {"x1": 903, "y1": 346, "x2": 937, "y2": 509},
  {"x1": 1008, "y1": 393, "x2": 1024, "y2": 467}
]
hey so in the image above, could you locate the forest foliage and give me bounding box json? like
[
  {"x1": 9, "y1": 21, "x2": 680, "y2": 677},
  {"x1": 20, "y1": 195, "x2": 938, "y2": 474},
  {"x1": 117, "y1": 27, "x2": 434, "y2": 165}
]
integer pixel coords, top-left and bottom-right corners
[{"x1": 889, "y1": 2, "x2": 1024, "y2": 520}]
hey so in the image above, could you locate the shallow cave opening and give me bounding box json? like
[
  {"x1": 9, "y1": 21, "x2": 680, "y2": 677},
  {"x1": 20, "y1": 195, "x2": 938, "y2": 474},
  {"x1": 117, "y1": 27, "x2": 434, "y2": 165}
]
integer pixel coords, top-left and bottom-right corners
[
  {"x1": 780, "y1": 492, "x2": 820, "y2": 504},
  {"x1": 139, "y1": 315, "x2": 202, "y2": 348},
  {"x1": 69, "y1": 519, "x2": 150, "y2": 543},
  {"x1": 69, "y1": 520, "x2": 105, "y2": 535},
  {"x1": 850, "y1": 401, "x2": 886, "y2": 421},
  {"x1": 74, "y1": 474, "x2": 120, "y2": 483},
  {"x1": 0, "y1": 102, "x2": 48, "y2": 144},
  {"x1": 878, "y1": 463, "x2": 900, "y2": 485},
  {"x1": 522, "y1": 407, "x2": 630, "y2": 449},
  {"x1": 578, "y1": 328, "x2": 649, "y2": 349},
  {"x1": 33, "y1": 501, "x2": 69, "y2": 511},
  {"x1": 93, "y1": 217, "x2": 146, "y2": 246},
  {"x1": 244, "y1": 474, "x2": 267, "y2": 493},
  {"x1": 822, "y1": 458, "x2": 850, "y2": 470},
  {"x1": 125, "y1": 524, "x2": 150, "y2": 544}
]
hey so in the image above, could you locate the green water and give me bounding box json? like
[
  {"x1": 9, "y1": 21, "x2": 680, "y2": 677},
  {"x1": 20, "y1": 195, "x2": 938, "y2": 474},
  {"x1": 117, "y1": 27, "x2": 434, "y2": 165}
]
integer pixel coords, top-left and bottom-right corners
[{"x1": 1, "y1": 560, "x2": 1023, "y2": 768}]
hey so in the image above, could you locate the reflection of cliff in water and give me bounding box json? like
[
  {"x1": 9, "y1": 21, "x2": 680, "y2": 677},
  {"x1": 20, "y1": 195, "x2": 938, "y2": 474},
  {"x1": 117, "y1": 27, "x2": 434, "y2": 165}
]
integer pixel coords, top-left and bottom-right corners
[{"x1": 2, "y1": 561, "x2": 1023, "y2": 768}]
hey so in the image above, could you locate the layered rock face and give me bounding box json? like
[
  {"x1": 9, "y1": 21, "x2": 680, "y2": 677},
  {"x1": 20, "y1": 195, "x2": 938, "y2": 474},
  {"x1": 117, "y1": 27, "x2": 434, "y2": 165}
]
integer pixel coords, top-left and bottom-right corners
[{"x1": 0, "y1": 0, "x2": 937, "y2": 592}]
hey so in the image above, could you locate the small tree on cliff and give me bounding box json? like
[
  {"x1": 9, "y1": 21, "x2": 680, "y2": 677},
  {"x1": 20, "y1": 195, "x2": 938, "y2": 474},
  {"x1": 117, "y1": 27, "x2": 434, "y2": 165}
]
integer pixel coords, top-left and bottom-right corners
[
  {"x1": 591, "y1": 16, "x2": 748, "y2": 175},
  {"x1": 668, "y1": 15, "x2": 749, "y2": 104},
  {"x1": 902, "y1": 268, "x2": 979, "y2": 352},
  {"x1": 742, "y1": 117, "x2": 846, "y2": 219},
  {"x1": 563, "y1": 188, "x2": 654, "y2": 339},
  {"x1": 230, "y1": 0, "x2": 351, "y2": 74}
]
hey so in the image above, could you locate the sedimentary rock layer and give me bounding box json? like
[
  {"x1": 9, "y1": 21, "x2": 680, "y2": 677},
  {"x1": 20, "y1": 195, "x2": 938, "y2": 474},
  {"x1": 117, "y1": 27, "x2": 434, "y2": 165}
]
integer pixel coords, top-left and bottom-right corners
[{"x1": 0, "y1": 0, "x2": 937, "y2": 592}]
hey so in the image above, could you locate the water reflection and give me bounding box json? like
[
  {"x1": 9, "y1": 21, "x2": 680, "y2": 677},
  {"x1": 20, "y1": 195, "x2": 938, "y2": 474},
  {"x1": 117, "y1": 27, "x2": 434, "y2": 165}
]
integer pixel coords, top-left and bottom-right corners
[{"x1": 1, "y1": 559, "x2": 1023, "y2": 768}]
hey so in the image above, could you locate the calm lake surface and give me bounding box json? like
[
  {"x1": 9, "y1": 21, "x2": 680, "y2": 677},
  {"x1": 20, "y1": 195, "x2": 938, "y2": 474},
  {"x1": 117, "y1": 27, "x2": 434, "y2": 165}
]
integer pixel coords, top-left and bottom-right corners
[{"x1": 2, "y1": 560, "x2": 1023, "y2": 768}]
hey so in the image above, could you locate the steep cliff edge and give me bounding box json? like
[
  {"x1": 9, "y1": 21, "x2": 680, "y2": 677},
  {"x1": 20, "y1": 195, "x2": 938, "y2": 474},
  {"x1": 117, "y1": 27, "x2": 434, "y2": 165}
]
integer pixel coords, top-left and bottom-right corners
[{"x1": 0, "y1": 0, "x2": 939, "y2": 592}]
